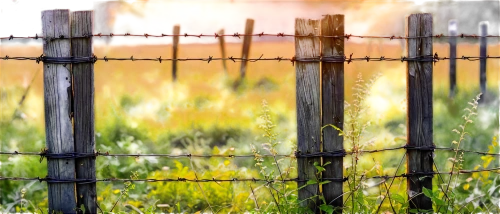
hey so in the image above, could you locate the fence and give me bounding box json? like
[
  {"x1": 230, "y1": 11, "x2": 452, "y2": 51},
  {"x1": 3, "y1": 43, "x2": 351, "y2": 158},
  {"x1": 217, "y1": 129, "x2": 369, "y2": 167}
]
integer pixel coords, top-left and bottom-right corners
[{"x1": 1, "y1": 9, "x2": 500, "y2": 214}]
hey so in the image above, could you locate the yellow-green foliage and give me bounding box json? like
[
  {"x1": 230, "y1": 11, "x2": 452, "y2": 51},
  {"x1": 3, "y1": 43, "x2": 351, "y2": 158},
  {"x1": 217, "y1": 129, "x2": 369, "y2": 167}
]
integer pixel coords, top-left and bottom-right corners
[{"x1": 1, "y1": 42, "x2": 499, "y2": 213}]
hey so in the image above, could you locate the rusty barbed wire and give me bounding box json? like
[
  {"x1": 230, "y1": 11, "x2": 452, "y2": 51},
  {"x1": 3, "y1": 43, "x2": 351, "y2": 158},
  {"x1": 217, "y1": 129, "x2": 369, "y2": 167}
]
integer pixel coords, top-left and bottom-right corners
[
  {"x1": 2, "y1": 166, "x2": 499, "y2": 184},
  {"x1": 1, "y1": 144, "x2": 497, "y2": 161},
  {"x1": 1, "y1": 33, "x2": 500, "y2": 41},
  {"x1": 1, "y1": 54, "x2": 499, "y2": 65}
]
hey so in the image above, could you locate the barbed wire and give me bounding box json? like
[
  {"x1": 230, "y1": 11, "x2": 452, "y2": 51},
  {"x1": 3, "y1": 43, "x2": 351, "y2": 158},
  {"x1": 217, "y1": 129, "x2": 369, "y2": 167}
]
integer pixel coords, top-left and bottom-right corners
[
  {"x1": 2, "y1": 166, "x2": 498, "y2": 184},
  {"x1": 1, "y1": 145, "x2": 497, "y2": 161},
  {"x1": 1, "y1": 54, "x2": 499, "y2": 65},
  {"x1": 1, "y1": 33, "x2": 500, "y2": 41}
]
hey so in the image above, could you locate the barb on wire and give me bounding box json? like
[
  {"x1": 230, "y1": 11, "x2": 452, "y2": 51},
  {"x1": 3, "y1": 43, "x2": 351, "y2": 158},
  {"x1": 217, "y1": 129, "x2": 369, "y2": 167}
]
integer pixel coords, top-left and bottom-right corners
[
  {"x1": 2, "y1": 33, "x2": 500, "y2": 40},
  {"x1": 1, "y1": 54, "x2": 499, "y2": 65},
  {"x1": 2, "y1": 166, "x2": 499, "y2": 184},
  {"x1": 3, "y1": 143, "x2": 499, "y2": 162}
]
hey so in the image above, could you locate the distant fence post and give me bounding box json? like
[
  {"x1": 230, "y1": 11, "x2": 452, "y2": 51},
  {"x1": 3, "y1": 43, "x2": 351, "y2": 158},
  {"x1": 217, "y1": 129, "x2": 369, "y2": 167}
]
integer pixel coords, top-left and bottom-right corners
[
  {"x1": 295, "y1": 18, "x2": 321, "y2": 212},
  {"x1": 71, "y1": 11, "x2": 97, "y2": 214},
  {"x1": 239, "y1": 19, "x2": 254, "y2": 80},
  {"x1": 406, "y1": 13, "x2": 433, "y2": 212},
  {"x1": 479, "y1": 21, "x2": 488, "y2": 101},
  {"x1": 218, "y1": 29, "x2": 228, "y2": 74},
  {"x1": 321, "y1": 14, "x2": 344, "y2": 212},
  {"x1": 42, "y1": 9, "x2": 77, "y2": 213},
  {"x1": 449, "y1": 20, "x2": 457, "y2": 98},
  {"x1": 173, "y1": 25, "x2": 180, "y2": 81}
]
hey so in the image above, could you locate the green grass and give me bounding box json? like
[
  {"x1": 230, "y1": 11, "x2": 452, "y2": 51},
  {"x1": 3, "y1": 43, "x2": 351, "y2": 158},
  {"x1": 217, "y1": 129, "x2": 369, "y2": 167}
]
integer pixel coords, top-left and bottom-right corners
[{"x1": 0, "y1": 43, "x2": 500, "y2": 213}]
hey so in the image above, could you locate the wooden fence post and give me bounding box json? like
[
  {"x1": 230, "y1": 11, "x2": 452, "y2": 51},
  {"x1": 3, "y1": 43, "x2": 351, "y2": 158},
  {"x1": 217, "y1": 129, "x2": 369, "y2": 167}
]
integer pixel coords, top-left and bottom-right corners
[
  {"x1": 173, "y1": 25, "x2": 180, "y2": 81},
  {"x1": 479, "y1": 21, "x2": 488, "y2": 100},
  {"x1": 449, "y1": 20, "x2": 457, "y2": 98},
  {"x1": 71, "y1": 11, "x2": 96, "y2": 214},
  {"x1": 295, "y1": 18, "x2": 321, "y2": 212},
  {"x1": 406, "y1": 13, "x2": 433, "y2": 212},
  {"x1": 218, "y1": 29, "x2": 228, "y2": 75},
  {"x1": 239, "y1": 19, "x2": 254, "y2": 80},
  {"x1": 42, "y1": 9, "x2": 77, "y2": 213},
  {"x1": 321, "y1": 14, "x2": 344, "y2": 212}
]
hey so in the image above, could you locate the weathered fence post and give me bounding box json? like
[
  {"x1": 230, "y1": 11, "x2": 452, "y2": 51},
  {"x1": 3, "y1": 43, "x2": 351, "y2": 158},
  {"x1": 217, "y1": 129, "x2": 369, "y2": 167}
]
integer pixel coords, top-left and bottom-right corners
[
  {"x1": 218, "y1": 29, "x2": 228, "y2": 74},
  {"x1": 295, "y1": 18, "x2": 321, "y2": 212},
  {"x1": 173, "y1": 25, "x2": 180, "y2": 81},
  {"x1": 71, "y1": 11, "x2": 96, "y2": 214},
  {"x1": 479, "y1": 21, "x2": 488, "y2": 101},
  {"x1": 42, "y1": 9, "x2": 77, "y2": 213},
  {"x1": 239, "y1": 19, "x2": 254, "y2": 80},
  {"x1": 449, "y1": 20, "x2": 457, "y2": 98},
  {"x1": 406, "y1": 13, "x2": 433, "y2": 212},
  {"x1": 321, "y1": 14, "x2": 344, "y2": 212}
]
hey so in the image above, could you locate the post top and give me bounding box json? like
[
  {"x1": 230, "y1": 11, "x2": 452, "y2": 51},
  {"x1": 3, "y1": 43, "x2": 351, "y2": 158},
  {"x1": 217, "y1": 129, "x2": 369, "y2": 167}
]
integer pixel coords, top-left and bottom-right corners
[
  {"x1": 42, "y1": 9, "x2": 69, "y2": 13},
  {"x1": 406, "y1": 13, "x2": 433, "y2": 19}
]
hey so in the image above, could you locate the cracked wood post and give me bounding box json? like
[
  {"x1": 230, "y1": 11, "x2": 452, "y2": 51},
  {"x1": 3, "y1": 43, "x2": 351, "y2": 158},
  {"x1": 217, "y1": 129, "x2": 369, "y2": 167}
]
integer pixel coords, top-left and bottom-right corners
[
  {"x1": 406, "y1": 13, "x2": 433, "y2": 212},
  {"x1": 71, "y1": 11, "x2": 96, "y2": 214},
  {"x1": 295, "y1": 18, "x2": 321, "y2": 212},
  {"x1": 172, "y1": 25, "x2": 180, "y2": 81},
  {"x1": 449, "y1": 20, "x2": 457, "y2": 98},
  {"x1": 321, "y1": 14, "x2": 344, "y2": 213},
  {"x1": 479, "y1": 21, "x2": 488, "y2": 101},
  {"x1": 239, "y1": 19, "x2": 254, "y2": 80},
  {"x1": 42, "y1": 9, "x2": 77, "y2": 213},
  {"x1": 218, "y1": 29, "x2": 228, "y2": 75}
]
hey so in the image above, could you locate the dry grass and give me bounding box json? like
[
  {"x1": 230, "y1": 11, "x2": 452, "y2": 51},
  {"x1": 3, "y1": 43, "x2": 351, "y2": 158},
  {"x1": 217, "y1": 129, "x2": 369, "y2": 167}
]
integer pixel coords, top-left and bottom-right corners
[{"x1": 0, "y1": 41, "x2": 498, "y2": 136}]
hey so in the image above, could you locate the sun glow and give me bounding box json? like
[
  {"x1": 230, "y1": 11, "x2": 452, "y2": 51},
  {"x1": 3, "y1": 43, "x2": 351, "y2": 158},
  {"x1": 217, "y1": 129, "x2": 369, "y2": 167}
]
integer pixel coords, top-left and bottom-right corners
[{"x1": 110, "y1": 1, "x2": 367, "y2": 43}]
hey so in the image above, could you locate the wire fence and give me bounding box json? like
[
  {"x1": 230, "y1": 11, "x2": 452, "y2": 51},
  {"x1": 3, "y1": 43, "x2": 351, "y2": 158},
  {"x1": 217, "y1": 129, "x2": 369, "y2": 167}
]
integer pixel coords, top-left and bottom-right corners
[
  {"x1": 2, "y1": 32, "x2": 500, "y2": 41},
  {"x1": 1, "y1": 54, "x2": 500, "y2": 64},
  {"x1": 2, "y1": 145, "x2": 500, "y2": 158},
  {"x1": 1, "y1": 145, "x2": 499, "y2": 184},
  {"x1": 1, "y1": 14, "x2": 500, "y2": 213}
]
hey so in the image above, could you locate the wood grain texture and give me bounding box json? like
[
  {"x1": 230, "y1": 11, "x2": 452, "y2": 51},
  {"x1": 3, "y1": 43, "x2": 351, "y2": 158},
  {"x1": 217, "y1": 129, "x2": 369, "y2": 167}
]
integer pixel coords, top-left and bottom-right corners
[
  {"x1": 173, "y1": 25, "x2": 180, "y2": 81},
  {"x1": 479, "y1": 21, "x2": 488, "y2": 100},
  {"x1": 295, "y1": 18, "x2": 321, "y2": 212},
  {"x1": 218, "y1": 29, "x2": 228, "y2": 74},
  {"x1": 42, "y1": 9, "x2": 77, "y2": 213},
  {"x1": 406, "y1": 13, "x2": 433, "y2": 212},
  {"x1": 71, "y1": 11, "x2": 96, "y2": 214},
  {"x1": 321, "y1": 14, "x2": 344, "y2": 212},
  {"x1": 239, "y1": 19, "x2": 254, "y2": 79},
  {"x1": 448, "y1": 20, "x2": 457, "y2": 98}
]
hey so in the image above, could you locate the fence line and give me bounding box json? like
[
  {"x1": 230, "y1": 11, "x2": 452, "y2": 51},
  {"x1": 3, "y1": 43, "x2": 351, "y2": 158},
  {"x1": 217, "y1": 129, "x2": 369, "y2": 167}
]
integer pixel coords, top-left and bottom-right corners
[
  {"x1": 2, "y1": 33, "x2": 500, "y2": 40},
  {"x1": 1, "y1": 10, "x2": 499, "y2": 213},
  {"x1": 2, "y1": 166, "x2": 499, "y2": 184},
  {"x1": 1, "y1": 55, "x2": 499, "y2": 64},
  {"x1": 2, "y1": 145, "x2": 499, "y2": 159}
]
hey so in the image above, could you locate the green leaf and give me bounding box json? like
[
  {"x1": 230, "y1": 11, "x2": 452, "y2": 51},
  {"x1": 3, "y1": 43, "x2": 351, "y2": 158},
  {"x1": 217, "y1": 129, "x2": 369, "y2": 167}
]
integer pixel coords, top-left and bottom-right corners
[
  {"x1": 307, "y1": 180, "x2": 318, "y2": 185},
  {"x1": 80, "y1": 204, "x2": 86, "y2": 214},
  {"x1": 398, "y1": 203, "x2": 409, "y2": 214},
  {"x1": 409, "y1": 209, "x2": 420, "y2": 213},
  {"x1": 315, "y1": 165, "x2": 325, "y2": 172},
  {"x1": 319, "y1": 204, "x2": 334, "y2": 214},
  {"x1": 422, "y1": 187, "x2": 433, "y2": 198},
  {"x1": 319, "y1": 180, "x2": 331, "y2": 185},
  {"x1": 323, "y1": 161, "x2": 331, "y2": 166},
  {"x1": 434, "y1": 198, "x2": 445, "y2": 206},
  {"x1": 390, "y1": 194, "x2": 406, "y2": 204}
]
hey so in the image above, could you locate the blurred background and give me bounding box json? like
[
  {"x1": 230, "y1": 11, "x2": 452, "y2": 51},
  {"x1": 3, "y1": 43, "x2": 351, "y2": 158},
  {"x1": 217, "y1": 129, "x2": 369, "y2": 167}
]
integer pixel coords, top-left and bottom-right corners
[{"x1": 0, "y1": 0, "x2": 499, "y2": 213}]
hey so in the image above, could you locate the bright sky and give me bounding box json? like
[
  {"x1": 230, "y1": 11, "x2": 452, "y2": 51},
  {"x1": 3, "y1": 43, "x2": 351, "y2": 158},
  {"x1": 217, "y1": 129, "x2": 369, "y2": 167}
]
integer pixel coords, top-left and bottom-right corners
[{"x1": 115, "y1": 1, "x2": 372, "y2": 43}]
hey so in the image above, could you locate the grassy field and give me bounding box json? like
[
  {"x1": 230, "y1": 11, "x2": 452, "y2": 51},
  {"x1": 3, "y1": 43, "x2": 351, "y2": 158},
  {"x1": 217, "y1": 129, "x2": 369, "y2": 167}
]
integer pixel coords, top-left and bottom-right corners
[{"x1": 0, "y1": 41, "x2": 499, "y2": 212}]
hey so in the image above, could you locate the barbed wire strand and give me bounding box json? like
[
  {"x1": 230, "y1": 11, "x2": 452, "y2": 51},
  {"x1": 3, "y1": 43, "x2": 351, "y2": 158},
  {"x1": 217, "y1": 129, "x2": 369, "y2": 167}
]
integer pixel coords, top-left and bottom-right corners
[
  {"x1": 1, "y1": 33, "x2": 500, "y2": 41},
  {"x1": 1, "y1": 145, "x2": 497, "y2": 160},
  {"x1": 1, "y1": 54, "x2": 499, "y2": 65},
  {"x1": 2, "y1": 166, "x2": 498, "y2": 184}
]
